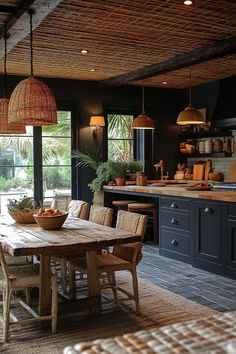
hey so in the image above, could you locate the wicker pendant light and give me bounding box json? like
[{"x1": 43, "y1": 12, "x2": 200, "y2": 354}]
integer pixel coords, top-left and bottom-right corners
[
  {"x1": 0, "y1": 23, "x2": 26, "y2": 134},
  {"x1": 8, "y1": 11, "x2": 57, "y2": 126},
  {"x1": 177, "y1": 67, "x2": 205, "y2": 125},
  {"x1": 132, "y1": 86, "x2": 155, "y2": 129}
]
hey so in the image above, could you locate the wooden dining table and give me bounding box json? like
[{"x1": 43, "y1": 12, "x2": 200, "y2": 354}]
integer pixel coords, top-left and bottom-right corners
[{"x1": 0, "y1": 215, "x2": 141, "y2": 323}]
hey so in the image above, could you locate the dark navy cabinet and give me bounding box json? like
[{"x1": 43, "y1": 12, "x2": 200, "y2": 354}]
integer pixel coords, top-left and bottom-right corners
[
  {"x1": 193, "y1": 201, "x2": 223, "y2": 274},
  {"x1": 225, "y1": 204, "x2": 236, "y2": 277}
]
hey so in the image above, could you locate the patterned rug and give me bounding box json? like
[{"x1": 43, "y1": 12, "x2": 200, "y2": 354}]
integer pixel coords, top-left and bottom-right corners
[{"x1": 0, "y1": 272, "x2": 217, "y2": 353}]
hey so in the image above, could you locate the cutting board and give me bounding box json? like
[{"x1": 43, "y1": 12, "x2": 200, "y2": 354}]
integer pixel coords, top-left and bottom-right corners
[
  {"x1": 229, "y1": 162, "x2": 236, "y2": 182},
  {"x1": 204, "y1": 160, "x2": 212, "y2": 181},
  {"x1": 193, "y1": 164, "x2": 205, "y2": 181}
]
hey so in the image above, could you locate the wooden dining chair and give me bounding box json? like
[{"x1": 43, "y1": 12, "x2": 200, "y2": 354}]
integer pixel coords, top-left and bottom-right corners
[
  {"x1": 68, "y1": 210, "x2": 147, "y2": 313},
  {"x1": 68, "y1": 205, "x2": 113, "y2": 298},
  {"x1": 0, "y1": 245, "x2": 58, "y2": 342},
  {"x1": 52, "y1": 200, "x2": 90, "y2": 292}
]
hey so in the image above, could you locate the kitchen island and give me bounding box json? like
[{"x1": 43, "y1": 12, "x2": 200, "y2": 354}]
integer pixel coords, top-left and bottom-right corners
[{"x1": 104, "y1": 185, "x2": 236, "y2": 280}]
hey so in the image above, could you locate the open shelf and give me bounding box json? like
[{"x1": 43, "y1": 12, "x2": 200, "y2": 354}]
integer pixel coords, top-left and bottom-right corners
[
  {"x1": 180, "y1": 152, "x2": 232, "y2": 158},
  {"x1": 179, "y1": 130, "x2": 232, "y2": 140}
]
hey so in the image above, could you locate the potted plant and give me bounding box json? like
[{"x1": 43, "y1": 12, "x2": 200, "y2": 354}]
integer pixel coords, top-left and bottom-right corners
[
  {"x1": 90, "y1": 161, "x2": 113, "y2": 196},
  {"x1": 71, "y1": 147, "x2": 102, "y2": 170},
  {"x1": 127, "y1": 160, "x2": 143, "y2": 180},
  {"x1": 110, "y1": 161, "x2": 127, "y2": 186}
]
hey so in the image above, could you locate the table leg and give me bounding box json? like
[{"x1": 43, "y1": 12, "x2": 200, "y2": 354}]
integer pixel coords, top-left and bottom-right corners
[
  {"x1": 38, "y1": 254, "x2": 51, "y2": 328},
  {"x1": 86, "y1": 250, "x2": 101, "y2": 316}
]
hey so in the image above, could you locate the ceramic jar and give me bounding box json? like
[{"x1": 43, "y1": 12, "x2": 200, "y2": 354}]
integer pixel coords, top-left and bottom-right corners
[
  {"x1": 213, "y1": 139, "x2": 222, "y2": 153},
  {"x1": 205, "y1": 139, "x2": 212, "y2": 154},
  {"x1": 136, "y1": 172, "x2": 147, "y2": 186},
  {"x1": 174, "y1": 171, "x2": 185, "y2": 180},
  {"x1": 199, "y1": 140, "x2": 205, "y2": 154}
]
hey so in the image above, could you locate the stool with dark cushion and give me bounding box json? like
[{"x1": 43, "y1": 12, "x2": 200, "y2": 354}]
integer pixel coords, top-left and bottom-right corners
[{"x1": 128, "y1": 202, "x2": 158, "y2": 243}]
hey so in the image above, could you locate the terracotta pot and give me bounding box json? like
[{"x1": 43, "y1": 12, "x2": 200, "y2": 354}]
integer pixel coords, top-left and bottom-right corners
[{"x1": 115, "y1": 178, "x2": 126, "y2": 186}]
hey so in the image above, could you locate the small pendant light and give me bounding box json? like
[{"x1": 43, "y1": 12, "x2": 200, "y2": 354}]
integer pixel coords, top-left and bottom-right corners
[
  {"x1": 8, "y1": 10, "x2": 57, "y2": 126},
  {"x1": 176, "y1": 67, "x2": 205, "y2": 125},
  {"x1": 0, "y1": 23, "x2": 26, "y2": 134},
  {"x1": 132, "y1": 85, "x2": 155, "y2": 129}
]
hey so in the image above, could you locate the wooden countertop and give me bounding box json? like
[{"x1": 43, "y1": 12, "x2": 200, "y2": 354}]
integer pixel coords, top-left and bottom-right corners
[{"x1": 104, "y1": 185, "x2": 236, "y2": 203}]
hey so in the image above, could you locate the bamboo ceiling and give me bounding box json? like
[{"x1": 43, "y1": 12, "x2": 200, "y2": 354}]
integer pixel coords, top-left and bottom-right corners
[{"x1": 1, "y1": 0, "x2": 236, "y2": 88}]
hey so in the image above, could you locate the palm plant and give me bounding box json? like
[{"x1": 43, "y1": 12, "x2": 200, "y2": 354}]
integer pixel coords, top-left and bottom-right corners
[{"x1": 71, "y1": 147, "x2": 102, "y2": 170}]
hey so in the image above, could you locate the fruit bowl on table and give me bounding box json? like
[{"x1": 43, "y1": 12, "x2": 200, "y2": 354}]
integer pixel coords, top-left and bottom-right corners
[{"x1": 33, "y1": 209, "x2": 69, "y2": 230}]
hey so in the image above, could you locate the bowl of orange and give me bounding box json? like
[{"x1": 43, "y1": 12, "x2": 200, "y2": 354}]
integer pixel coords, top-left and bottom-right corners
[{"x1": 33, "y1": 208, "x2": 68, "y2": 230}]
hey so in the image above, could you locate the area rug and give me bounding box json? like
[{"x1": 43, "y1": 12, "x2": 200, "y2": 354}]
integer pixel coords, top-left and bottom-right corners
[{"x1": 0, "y1": 272, "x2": 218, "y2": 353}]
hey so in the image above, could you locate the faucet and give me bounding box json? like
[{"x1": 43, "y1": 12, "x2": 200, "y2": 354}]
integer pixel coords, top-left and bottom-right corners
[{"x1": 154, "y1": 160, "x2": 165, "y2": 181}]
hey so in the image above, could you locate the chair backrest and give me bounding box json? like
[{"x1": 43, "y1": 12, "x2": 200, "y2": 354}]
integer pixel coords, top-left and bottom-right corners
[
  {"x1": 51, "y1": 193, "x2": 71, "y2": 211},
  {"x1": 0, "y1": 244, "x2": 10, "y2": 284},
  {"x1": 89, "y1": 205, "x2": 113, "y2": 227},
  {"x1": 116, "y1": 210, "x2": 148, "y2": 238},
  {"x1": 68, "y1": 200, "x2": 89, "y2": 219}
]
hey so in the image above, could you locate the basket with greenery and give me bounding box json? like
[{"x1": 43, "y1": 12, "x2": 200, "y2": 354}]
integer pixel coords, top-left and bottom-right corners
[{"x1": 7, "y1": 197, "x2": 38, "y2": 224}]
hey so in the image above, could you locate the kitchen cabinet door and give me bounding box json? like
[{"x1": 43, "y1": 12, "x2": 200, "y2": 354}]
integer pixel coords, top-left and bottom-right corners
[
  {"x1": 225, "y1": 219, "x2": 236, "y2": 274},
  {"x1": 193, "y1": 201, "x2": 223, "y2": 271}
]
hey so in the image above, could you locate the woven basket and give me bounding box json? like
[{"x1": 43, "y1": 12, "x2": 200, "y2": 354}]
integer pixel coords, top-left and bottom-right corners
[{"x1": 8, "y1": 209, "x2": 38, "y2": 224}]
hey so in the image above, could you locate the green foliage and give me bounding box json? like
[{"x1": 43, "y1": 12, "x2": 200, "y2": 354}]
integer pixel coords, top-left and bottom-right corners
[
  {"x1": 43, "y1": 166, "x2": 71, "y2": 190},
  {"x1": 72, "y1": 147, "x2": 102, "y2": 171},
  {"x1": 90, "y1": 161, "x2": 113, "y2": 195},
  {"x1": 7, "y1": 196, "x2": 34, "y2": 212},
  {"x1": 109, "y1": 161, "x2": 127, "y2": 179},
  {"x1": 127, "y1": 160, "x2": 143, "y2": 173}
]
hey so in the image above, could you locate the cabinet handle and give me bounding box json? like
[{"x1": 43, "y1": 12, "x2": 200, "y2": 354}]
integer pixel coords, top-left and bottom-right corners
[
  {"x1": 204, "y1": 207, "x2": 213, "y2": 214},
  {"x1": 171, "y1": 239, "x2": 178, "y2": 246},
  {"x1": 171, "y1": 218, "x2": 178, "y2": 224},
  {"x1": 170, "y1": 202, "x2": 177, "y2": 208}
]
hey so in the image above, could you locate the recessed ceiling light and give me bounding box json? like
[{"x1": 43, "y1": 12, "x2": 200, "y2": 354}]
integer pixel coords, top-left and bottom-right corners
[
  {"x1": 184, "y1": 0, "x2": 192, "y2": 5},
  {"x1": 81, "y1": 49, "x2": 88, "y2": 54},
  {"x1": 162, "y1": 81, "x2": 168, "y2": 85},
  {"x1": 89, "y1": 68, "x2": 96, "y2": 72}
]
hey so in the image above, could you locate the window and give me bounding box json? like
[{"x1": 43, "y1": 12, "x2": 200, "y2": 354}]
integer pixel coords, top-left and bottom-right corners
[
  {"x1": 107, "y1": 114, "x2": 134, "y2": 162},
  {"x1": 42, "y1": 111, "x2": 72, "y2": 206},
  {"x1": 0, "y1": 110, "x2": 72, "y2": 213}
]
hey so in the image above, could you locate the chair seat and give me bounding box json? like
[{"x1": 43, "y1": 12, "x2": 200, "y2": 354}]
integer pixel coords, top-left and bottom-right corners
[
  {"x1": 69, "y1": 253, "x2": 130, "y2": 272},
  {"x1": 0, "y1": 264, "x2": 40, "y2": 288}
]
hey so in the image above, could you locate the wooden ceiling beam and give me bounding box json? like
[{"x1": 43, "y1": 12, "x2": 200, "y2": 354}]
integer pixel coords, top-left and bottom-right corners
[
  {"x1": 0, "y1": 0, "x2": 63, "y2": 59},
  {"x1": 100, "y1": 36, "x2": 236, "y2": 87}
]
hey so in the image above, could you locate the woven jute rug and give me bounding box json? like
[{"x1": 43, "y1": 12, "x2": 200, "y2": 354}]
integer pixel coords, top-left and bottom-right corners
[{"x1": 0, "y1": 272, "x2": 217, "y2": 353}]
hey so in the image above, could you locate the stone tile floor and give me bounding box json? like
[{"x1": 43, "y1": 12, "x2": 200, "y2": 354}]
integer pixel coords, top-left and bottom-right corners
[{"x1": 138, "y1": 243, "x2": 236, "y2": 312}]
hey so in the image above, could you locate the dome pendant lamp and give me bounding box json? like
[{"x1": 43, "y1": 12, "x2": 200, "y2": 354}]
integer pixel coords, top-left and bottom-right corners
[
  {"x1": 176, "y1": 67, "x2": 205, "y2": 125},
  {"x1": 0, "y1": 23, "x2": 26, "y2": 134},
  {"x1": 132, "y1": 85, "x2": 155, "y2": 129},
  {"x1": 8, "y1": 10, "x2": 57, "y2": 126}
]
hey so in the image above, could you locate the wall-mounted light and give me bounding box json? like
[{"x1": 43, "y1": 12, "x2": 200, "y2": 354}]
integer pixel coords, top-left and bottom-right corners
[{"x1": 90, "y1": 116, "x2": 105, "y2": 136}]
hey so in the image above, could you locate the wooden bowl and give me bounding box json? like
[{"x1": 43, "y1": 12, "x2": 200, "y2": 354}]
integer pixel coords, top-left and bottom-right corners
[{"x1": 33, "y1": 212, "x2": 69, "y2": 230}]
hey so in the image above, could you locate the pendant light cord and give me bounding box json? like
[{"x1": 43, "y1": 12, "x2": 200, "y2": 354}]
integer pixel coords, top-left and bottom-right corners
[
  {"x1": 30, "y1": 11, "x2": 33, "y2": 77},
  {"x1": 142, "y1": 85, "x2": 145, "y2": 114},
  {"x1": 3, "y1": 22, "x2": 7, "y2": 98},
  {"x1": 189, "y1": 66, "x2": 192, "y2": 106}
]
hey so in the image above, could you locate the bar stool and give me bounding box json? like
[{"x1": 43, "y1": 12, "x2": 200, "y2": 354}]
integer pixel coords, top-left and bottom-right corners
[
  {"x1": 128, "y1": 202, "x2": 158, "y2": 244},
  {"x1": 112, "y1": 200, "x2": 136, "y2": 209}
]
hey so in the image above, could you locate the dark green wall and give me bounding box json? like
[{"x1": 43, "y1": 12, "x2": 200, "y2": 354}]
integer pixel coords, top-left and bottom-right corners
[{"x1": 2, "y1": 74, "x2": 236, "y2": 202}]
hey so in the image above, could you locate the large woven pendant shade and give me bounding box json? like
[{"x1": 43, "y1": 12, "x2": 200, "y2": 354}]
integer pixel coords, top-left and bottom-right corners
[
  {"x1": 132, "y1": 86, "x2": 155, "y2": 129},
  {"x1": 176, "y1": 67, "x2": 205, "y2": 125},
  {"x1": 8, "y1": 77, "x2": 57, "y2": 126},
  {"x1": 0, "y1": 98, "x2": 26, "y2": 134},
  {"x1": 0, "y1": 23, "x2": 26, "y2": 134},
  {"x1": 8, "y1": 11, "x2": 57, "y2": 127}
]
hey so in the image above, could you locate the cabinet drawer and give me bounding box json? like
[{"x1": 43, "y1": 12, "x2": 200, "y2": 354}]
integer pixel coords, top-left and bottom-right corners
[
  {"x1": 160, "y1": 197, "x2": 190, "y2": 212},
  {"x1": 160, "y1": 210, "x2": 190, "y2": 232},
  {"x1": 160, "y1": 230, "x2": 191, "y2": 256},
  {"x1": 227, "y1": 204, "x2": 236, "y2": 219}
]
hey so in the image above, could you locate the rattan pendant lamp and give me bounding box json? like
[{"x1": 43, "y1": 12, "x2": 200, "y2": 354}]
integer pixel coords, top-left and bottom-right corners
[
  {"x1": 132, "y1": 85, "x2": 155, "y2": 129},
  {"x1": 176, "y1": 67, "x2": 205, "y2": 125},
  {"x1": 0, "y1": 23, "x2": 26, "y2": 134},
  {"x1": 8, "y1": 10, "x2": 57, "y2": 126}
]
